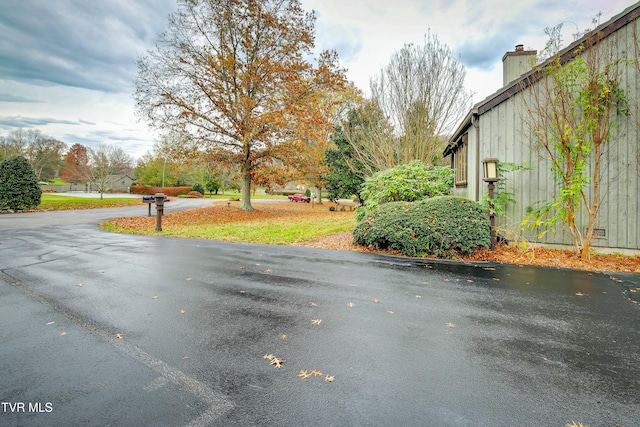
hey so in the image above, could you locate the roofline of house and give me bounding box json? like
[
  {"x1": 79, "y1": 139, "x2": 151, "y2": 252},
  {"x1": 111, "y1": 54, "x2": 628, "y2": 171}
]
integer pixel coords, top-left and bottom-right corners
[
  {"x1": 443, "y1": 108, "x2": 476, "y2": 156},
  {"x1": 443, "y1": 2, "x2": 640, "y2": 157}
]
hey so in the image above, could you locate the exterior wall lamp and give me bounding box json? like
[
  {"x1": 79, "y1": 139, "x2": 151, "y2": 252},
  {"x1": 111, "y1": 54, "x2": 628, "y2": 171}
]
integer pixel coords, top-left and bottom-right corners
[
  {"x1": 482, "y1": 158, "x2": 499, "y2": 182},
  {"x1": 482, "y1": 158, "x2": 499, "y2": 249}
]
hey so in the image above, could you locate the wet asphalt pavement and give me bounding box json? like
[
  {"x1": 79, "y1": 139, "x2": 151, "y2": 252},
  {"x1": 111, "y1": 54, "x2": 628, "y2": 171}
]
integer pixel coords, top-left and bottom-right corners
[{"x1": 1, "y1": 202, "x2": 639, "y2": 426}]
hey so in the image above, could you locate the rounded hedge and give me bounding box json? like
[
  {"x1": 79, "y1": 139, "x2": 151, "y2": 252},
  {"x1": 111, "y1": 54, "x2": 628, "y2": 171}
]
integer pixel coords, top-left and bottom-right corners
[
  {"x1": 360, "y1": 161, "x2": 453, "y2": 208},
  {"x1": 353, "y1": 196, "x2": 490, "y2": 257},
  {"x1": 356, "y1": 161, "x2": 454, "y2": 221},
  {"x1": 192, "y1": 182, "x2": 205, "y2": 194},
  {"x1": 0, "y1": 155, "x2": 42, "y2": 211}
]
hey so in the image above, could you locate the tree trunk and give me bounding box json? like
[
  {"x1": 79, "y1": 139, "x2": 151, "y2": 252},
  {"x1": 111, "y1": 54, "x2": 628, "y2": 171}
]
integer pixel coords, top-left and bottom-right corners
[
  {"x1": 240, "y1": 172, "x2": 253, "y2": 210},
  {"x1": 311, "y1": 186, "x2": 323, "y2": 204}
]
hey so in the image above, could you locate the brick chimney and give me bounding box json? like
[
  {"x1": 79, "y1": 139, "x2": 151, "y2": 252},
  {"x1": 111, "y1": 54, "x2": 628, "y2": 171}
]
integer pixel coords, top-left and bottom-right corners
[{"x1": 502, "y1": 44, "x2": 537, "y2": 86}]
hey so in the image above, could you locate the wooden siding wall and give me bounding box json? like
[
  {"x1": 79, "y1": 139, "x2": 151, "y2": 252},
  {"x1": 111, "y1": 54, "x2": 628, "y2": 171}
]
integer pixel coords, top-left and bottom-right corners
[{"x1": 476, "y1": 16, "x2": 640, "y2": 250}]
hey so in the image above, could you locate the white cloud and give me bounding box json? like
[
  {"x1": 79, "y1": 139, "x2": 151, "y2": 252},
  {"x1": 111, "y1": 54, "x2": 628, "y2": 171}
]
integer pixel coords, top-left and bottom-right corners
[{"x1": 0, "y1": 0, "x2": 636, "y2": 159}]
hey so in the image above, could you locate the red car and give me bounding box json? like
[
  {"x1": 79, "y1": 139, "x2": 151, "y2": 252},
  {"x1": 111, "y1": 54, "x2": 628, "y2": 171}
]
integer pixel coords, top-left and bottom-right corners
[{"x1": 288, "y1": 193, "x2": 311, "y2": 203}]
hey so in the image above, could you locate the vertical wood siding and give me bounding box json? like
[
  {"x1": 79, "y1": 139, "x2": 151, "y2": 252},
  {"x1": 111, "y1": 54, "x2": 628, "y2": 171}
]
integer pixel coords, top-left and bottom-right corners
[{"x1": 474, "y1": 17, "x2": 640, "y2": 250}]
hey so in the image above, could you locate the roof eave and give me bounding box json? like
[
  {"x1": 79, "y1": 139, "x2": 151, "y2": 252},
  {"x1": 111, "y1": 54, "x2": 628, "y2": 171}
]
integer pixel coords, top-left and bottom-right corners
[{"x1": 443, "y1": 108, "x2": 477, "y2": 157}]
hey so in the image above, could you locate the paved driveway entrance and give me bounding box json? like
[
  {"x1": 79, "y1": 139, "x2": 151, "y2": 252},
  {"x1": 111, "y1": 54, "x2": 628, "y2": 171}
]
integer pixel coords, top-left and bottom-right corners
[{"x1": 1, "y1": 207, "x2": 639, "y2": 426}]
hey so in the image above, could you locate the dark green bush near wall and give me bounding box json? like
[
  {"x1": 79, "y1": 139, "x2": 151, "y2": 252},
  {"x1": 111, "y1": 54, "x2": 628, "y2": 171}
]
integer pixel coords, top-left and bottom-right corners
[
  {"x1": 353, "y1": 196, "x2": 490, "y2": 257},
  {"x1": 0, "y1": 155, "x2": 42, "y2": 210},
  {"x1": 192, "y1": 183, "x2": 205, "y2": 194}
]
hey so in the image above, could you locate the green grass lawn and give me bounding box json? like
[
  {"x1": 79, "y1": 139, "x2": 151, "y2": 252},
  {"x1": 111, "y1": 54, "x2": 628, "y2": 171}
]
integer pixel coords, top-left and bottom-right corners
[
  {"x1": 156, "y1": 216, "x2": 355, "y2": 244},
  {"x1": 41, "y1": 179, "x2": 70, "y2": 185},
  {"x1": 39, "y1": 194, "x2": 141, "y2": 210},
  {"x1": 101, "y1": 202, "x2": 356, "y2": 245}
]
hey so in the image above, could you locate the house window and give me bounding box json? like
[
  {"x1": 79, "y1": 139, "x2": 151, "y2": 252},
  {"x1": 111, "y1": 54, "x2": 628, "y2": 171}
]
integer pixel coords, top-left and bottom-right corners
[{"x1": 454, "y1": 134, "x2": 468, "y2": 187}]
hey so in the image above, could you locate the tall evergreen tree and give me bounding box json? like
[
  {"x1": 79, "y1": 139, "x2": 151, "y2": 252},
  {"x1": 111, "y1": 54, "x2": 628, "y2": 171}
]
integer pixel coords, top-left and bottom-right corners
[{"x1": 0, "y1": 155, "x2": 42, "y2": 210}]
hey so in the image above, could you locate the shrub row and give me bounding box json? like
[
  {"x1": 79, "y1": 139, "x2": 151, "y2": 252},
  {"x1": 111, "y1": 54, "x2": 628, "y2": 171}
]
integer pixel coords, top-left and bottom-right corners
[
  {"x1": 130, "y1": 185, "x2": 192, "y2": 196},
  {"x1": 353, "y1": 196, "x2": 490, "y2": 257}
]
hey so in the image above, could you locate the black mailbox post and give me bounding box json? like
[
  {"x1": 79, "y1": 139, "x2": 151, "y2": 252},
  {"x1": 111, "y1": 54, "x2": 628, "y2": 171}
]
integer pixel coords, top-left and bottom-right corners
[
  {"x1": 142, "y1": 195, "x2": 155, "y2": 216},
  {"x1": 155, "y1": 193, "x2": 165, "y2": 231}
]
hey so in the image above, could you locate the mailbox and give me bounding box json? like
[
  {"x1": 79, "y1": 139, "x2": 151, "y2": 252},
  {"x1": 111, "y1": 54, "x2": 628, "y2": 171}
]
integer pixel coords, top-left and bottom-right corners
[
  {"x1": 155, "y1": 193, "x2": 165, "y2": 231},
  {"x1": 154, "y1": 193, "x2": 166, "y2": 207},
  {"x1": 142, "y1": 195, "x2": 155, "y2": 216}
]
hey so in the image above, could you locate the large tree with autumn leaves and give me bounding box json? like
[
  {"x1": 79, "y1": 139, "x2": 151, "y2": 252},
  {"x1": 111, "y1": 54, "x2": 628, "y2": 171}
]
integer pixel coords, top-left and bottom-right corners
[
  {"x1": 135, "y1": 0, "x2": 347, "y2": 209},
  {"x1": 61, "y1": 143, "x2": 90, "y2": 184}
]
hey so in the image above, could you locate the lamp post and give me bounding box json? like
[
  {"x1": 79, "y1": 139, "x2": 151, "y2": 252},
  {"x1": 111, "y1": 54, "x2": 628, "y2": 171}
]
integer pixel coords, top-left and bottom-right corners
[
  {"x1": 482, "y1": 158, "x2": 499, "y2": 249},
  {"x1": 161, "y1": 156, "x2": 166, "y2": 188}
]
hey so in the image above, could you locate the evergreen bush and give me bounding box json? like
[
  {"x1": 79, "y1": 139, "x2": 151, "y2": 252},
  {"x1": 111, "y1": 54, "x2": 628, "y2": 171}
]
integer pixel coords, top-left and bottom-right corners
[
  {"x1": 357, "y1": 161, "x2": 453, "y2": 220},
  {"x1": 353, "y1": 196, "x2": 490, "y2": 257},
  {"x1": 0, "y1": 155, "x2": 42, "y2": 210},
  {"x1": 192, "y1": 182, "x2": 205, "y2": 194}
]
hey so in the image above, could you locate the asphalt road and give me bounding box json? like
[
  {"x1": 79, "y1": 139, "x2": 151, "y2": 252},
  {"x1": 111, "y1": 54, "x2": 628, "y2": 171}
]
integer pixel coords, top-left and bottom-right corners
[{"x1": 1, "y1": 203, "x2": 639, "y2": 426}]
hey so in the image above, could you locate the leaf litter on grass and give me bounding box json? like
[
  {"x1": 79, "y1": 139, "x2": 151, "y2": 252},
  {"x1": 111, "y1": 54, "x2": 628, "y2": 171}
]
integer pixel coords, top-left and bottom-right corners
[
  {"x1": 103, "y1": 201, "x2": 355, "y2": 244},
  {"x1": 102, "y1": 201, "x2": 640, "y2": 272}
]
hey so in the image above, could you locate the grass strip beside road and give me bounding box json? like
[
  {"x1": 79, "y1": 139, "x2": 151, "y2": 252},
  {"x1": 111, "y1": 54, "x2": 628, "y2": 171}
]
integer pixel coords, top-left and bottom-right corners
[
  {"x1": 39, "y1": 194, "x2": 141, "y2": 210},
  {"x1": 101, "y1": 201, "x2": 356, "y2": 245}
]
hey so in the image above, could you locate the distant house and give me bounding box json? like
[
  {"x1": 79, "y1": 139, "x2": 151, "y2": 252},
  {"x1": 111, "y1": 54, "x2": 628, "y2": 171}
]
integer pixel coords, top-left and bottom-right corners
[
  {"x1": 444, "y1": 3, "x2": 640, "y2": 252},
  {"x1": 89, "y1": 174, "x2": 136, "y2": 193},
  {"x1": 106, "y1": 174, "x2": 135, "y2": 192}
]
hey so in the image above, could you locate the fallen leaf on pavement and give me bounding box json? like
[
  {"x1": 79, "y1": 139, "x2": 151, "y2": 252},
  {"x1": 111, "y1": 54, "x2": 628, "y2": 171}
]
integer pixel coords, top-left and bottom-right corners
[
  {"x1": 298, "y1": 370, "x2": 311, "y2": 379},
  {"x1": 311, "y1": 319, "x2": 322, "y2": 325},
  {"x1": 270, "y1": 357, "x2": 285, "y2": 368}
]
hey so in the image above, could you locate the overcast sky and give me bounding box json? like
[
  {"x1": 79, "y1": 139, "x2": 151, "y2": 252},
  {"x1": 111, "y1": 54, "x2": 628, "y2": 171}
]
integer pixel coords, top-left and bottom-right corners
[{"x1": 0, "y1": 0, "x2": 636, "y2": 160}]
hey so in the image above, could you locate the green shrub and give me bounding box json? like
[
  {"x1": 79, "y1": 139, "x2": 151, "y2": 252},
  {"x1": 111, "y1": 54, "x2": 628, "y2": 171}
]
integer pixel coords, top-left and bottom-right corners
[
  {"x1": 0, "y1": 155, "x2": 42, "y2": 210},
  {"x1": 353, "y1": 196, "x2": 490, "y2": 257},
  {"x1": 192, "y1": 182, "x2": 205, "y2": 194},
  {"x1": 357, "y1": 161, "x2": 453, "y2": 220}
]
